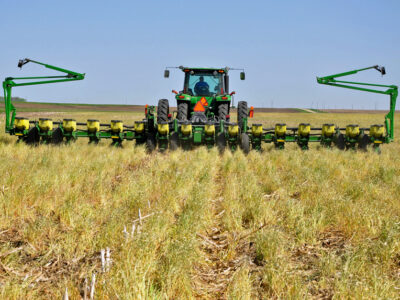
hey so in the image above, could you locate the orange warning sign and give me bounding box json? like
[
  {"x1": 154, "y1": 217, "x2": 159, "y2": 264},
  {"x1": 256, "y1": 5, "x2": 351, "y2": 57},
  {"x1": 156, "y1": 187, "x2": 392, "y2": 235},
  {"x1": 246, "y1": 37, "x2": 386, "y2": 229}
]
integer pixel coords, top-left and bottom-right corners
[
  {"x1": 200, "y1": 97, "x2": 208, "y2": 106},
  {"x1": 193, "y1": 101, "x2": 205, "y2": 112}
]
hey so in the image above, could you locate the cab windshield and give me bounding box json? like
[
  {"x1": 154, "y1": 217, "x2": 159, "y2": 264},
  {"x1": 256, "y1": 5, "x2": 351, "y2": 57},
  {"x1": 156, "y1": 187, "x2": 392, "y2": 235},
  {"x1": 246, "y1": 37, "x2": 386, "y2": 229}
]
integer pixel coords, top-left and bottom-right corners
[{"x1": 184, "y1": 71, "x2": 225, "y2": 96}]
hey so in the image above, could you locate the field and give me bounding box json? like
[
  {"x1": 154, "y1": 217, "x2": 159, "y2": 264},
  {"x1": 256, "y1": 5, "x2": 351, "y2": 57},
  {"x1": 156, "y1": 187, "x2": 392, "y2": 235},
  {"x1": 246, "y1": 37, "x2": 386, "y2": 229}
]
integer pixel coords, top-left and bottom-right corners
[
  {"x1": 0, "y1": 108, "x2": 400, "y2": 299},
  {"x1": 0, "y1": 101, "x2": 147, "y2": 113}
]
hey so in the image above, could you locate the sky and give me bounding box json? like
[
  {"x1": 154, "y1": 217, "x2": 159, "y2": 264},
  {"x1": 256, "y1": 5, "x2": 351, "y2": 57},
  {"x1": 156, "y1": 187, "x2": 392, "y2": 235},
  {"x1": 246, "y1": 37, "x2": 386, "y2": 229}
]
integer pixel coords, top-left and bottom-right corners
[{"x1": 1, "y1": 0, "x2": 399, "y2": 109}]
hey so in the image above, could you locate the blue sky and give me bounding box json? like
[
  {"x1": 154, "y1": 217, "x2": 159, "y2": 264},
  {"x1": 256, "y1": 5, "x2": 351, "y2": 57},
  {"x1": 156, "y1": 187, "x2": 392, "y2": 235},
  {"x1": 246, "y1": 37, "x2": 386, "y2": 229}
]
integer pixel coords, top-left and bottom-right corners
[{"x1": 1, "y1": 0, "x2": 399, "y2": 109}]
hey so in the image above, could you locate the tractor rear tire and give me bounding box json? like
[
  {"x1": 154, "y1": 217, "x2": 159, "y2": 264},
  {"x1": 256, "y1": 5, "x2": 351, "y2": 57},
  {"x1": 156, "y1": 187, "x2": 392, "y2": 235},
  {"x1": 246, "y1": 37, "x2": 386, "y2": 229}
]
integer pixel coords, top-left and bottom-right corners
[
  {"x1": 358, "y1": 134, "x2": 370, "y2": 151},
  {"x1": 146, "y1": 134, "x2": 156, "y2": 153},
  {"x1": 52, "y1": 128, "x2": 64, "y2": 145},
  {"x1": 218, "y1": 103, "x2": 229, "y2": 121},
  {"x1": 25, "y1": 127, "x2": 40, "y2": 145},
  {"x1": 216, "y1": 132, "x2": 226, "y2": 153},
  {"x1": 240, "y1": 133, "x2": 250, "y2": 154},
  {"x1": 157, "y1": 99, "x2": 169, "y2": 123},
  {"x1": 170, "y1": 132, "x2": 179, "y2": 151},
  {"x1": 336, "y1": 134, "x2": 346, "y2": 150},
  {"x1": 177, "y1": 102, "x2": 188, "y2": 121},
  {"x1": 237, "y1": 101, "x2": 248, "y2": 129}
]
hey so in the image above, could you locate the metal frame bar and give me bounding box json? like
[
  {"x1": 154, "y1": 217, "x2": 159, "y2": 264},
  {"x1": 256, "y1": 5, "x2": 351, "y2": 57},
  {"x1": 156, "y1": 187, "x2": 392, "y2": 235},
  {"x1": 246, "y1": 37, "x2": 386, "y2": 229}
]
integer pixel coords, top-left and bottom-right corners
[
  {"x1": 3, "y1": 58, "x2": 85, "y2": 133},
  {"x1": 317, "y1": 65, "x2": 398, "y2": 142}
]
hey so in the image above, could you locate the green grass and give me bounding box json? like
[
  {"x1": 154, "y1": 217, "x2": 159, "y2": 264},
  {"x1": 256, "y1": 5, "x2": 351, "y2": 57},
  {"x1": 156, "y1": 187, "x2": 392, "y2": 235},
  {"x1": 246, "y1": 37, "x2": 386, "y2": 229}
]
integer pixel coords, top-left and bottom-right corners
[
  {"x1": 309, "y1": 108, "x2": 325, "y2": 113},
  {"x1": 0, "y1": 111, "x2": 399, "y2": 298},
  {"x1": 294, "y1": 108, "x2": 312, "y2": 113}
]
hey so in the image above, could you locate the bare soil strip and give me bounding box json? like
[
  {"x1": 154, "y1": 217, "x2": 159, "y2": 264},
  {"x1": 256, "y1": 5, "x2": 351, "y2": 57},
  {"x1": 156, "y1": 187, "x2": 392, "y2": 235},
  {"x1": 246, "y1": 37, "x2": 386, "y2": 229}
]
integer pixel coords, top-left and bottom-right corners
[
  {"x1": 192, "y1": 196, "x2": 231, "y2": 299},
  {"x1": 192, "y1": 171, "x2": 264, "y2": 299}
]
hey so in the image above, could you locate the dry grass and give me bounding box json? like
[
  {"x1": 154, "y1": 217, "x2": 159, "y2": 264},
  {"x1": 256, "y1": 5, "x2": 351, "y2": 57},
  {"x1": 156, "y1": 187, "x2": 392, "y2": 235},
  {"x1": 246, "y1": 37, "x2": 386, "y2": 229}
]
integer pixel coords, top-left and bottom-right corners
[{"x1": 0, "y1": 111, "x2": 399, "y2": 299}]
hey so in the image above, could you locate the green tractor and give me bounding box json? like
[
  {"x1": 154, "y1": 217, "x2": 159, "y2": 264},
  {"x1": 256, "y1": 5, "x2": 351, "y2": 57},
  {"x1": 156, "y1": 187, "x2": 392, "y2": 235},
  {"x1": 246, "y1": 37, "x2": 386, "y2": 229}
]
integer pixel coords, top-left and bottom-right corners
[{"x1": 152, "y1": 66, "x2": 252, "y2": 152}]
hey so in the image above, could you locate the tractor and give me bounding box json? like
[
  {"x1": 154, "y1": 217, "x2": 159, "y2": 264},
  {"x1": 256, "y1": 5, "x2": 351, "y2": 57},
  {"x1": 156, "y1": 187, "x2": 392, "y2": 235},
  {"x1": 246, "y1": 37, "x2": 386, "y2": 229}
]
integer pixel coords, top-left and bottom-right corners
[{"x1": 150, "y1": 66, "x2": 252, "y2": 152}]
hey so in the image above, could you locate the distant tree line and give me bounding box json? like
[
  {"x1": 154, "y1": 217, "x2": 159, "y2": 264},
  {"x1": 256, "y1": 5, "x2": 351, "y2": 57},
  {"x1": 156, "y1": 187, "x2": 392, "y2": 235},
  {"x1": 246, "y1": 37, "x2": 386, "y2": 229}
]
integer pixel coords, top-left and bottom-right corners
[{"x1": 0, "y1": 96, "x2": 27, "y2": 102}]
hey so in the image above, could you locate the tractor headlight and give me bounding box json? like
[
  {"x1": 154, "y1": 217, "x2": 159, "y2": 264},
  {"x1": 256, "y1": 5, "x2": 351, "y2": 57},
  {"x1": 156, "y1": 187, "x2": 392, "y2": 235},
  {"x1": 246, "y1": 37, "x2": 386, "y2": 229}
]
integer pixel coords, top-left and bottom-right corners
[
  {"x1": 39, "y1": 118, "x2": 53, "y2": 131},
  {"x1": 298, "y1": 123, "x2": 310, "y2": 137},
  {"x1": 370, "y1": 124, "x2": 384, "y2": 138},
  {"x1": 228, "y1": 124, "x2": 239, "y2": 137},
  {"x1": 251, "y1": 124, "x2": 263, "y2": 136},
  {"x1": 322, "y1": 124, "x2": 335, "y2": 137},
  {"x1": 134, "y1": 121, "x2": 145, "y2": 133},
  {"x1": 204, "y1": 122, "x2": 215, "y2": 136},
  {"x1": 87, "y1": 119, "x2": 100, "y2": 133},
  {"x1": 346, "y1": 124, "x2": 360, "y2": 138},
  {"x1": 14, "y1": 117, "x2": 29, "y2": 130},
  {"x1": 157, "y1": 122, "x2": 169, "y2": 135},
  {"x1": 275, "y1": 123, "x2": 286, "y2": 137},
  {"x1": 63, "y1": 119, "x2": 77, "y2": 132},
  {"x1": 111, "y1": 120, "x2": 123, "y2": 133}
]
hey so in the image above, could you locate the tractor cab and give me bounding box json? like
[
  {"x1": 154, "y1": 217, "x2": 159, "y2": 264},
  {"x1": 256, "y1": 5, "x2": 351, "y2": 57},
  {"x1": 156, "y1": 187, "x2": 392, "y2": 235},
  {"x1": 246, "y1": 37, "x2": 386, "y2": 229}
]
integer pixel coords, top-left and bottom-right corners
[
  {"x1": 183, "y1": 68, "x2": 227, "y2": 96},
  {"x1": 164, "y1": 66, "x2": 245, "y2": 122}
]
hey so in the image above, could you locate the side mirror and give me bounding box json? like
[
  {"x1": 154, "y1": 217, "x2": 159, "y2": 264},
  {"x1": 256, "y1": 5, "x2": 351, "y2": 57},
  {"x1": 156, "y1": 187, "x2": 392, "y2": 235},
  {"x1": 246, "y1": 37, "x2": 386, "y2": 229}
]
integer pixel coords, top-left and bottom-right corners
[
  {"x1": 164, "y1": 70, "x2": 170, "y2": 78},
  {"x1": 374, "y1": 65, "x2": 386, "y2": 76},
  {"x1": 18, "y1": 58, "x2": 30, "y2": 68},
  {"x1": 240, "y1": 72, "x2": 245, "y2": 80}
]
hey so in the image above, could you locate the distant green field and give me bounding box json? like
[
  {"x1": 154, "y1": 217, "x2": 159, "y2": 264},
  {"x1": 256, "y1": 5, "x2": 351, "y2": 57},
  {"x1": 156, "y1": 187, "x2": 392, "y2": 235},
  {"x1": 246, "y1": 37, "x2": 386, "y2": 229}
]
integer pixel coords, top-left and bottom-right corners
[
  {"x1": 0, "y1": 101, "x2": 145, "y2": 113},
  {"x1": 0, "y1": 97, "x2": 26, "y2": 102},
  {"x1": 0, "y1": 101, "x2": 306, "y2": 114}
]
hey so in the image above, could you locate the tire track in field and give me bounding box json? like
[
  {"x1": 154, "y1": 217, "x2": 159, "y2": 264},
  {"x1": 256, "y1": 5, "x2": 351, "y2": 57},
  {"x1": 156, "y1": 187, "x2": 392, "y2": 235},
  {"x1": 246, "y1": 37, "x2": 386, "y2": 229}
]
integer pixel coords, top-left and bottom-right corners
[
  {"x1": 191, "y1": 164, "x2": 231, "y2": 299},
  {"x1": 191, "y1": 161, "x2": 264, "y2": 299}
]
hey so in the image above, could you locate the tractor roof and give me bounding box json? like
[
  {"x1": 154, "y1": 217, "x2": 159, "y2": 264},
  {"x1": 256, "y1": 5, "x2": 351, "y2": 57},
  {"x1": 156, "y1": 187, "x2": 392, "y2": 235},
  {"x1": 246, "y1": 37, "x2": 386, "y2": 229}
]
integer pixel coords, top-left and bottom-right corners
[{"x1": 179, "y1": 66, "x2": 229, "y2": 73}]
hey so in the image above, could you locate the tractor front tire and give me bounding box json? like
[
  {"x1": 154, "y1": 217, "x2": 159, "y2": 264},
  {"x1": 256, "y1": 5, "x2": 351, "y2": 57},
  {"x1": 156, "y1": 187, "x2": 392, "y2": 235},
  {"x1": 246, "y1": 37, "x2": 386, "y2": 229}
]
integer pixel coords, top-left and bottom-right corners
[
  {"x1": 25, "y1": 127, "x2": 40, "y2": 145},
  {"x1": 177, "y1": 102, "x2": 188, "y2": 121},
  {"x1": 216, "y1": 132, "x2": 226, "y2": 153},
  {"x1": 240, "y1": 133, "x2": 250, "y2": 154},
  {"x1": 170, "y1": 132, "x2": 179, "y2": 151},
  {"x1": 52, "y1": 128, "x2": 64, "y2": 145},
  {"x1": 157, "y1": 99, "x2": 169, "y2": 123},
  {"x1": 218, "y1": 103, "x2": 229, "y2": 121},
  {"x1": 237, "y1": 101, "x2": 248, "y2": 129}
]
